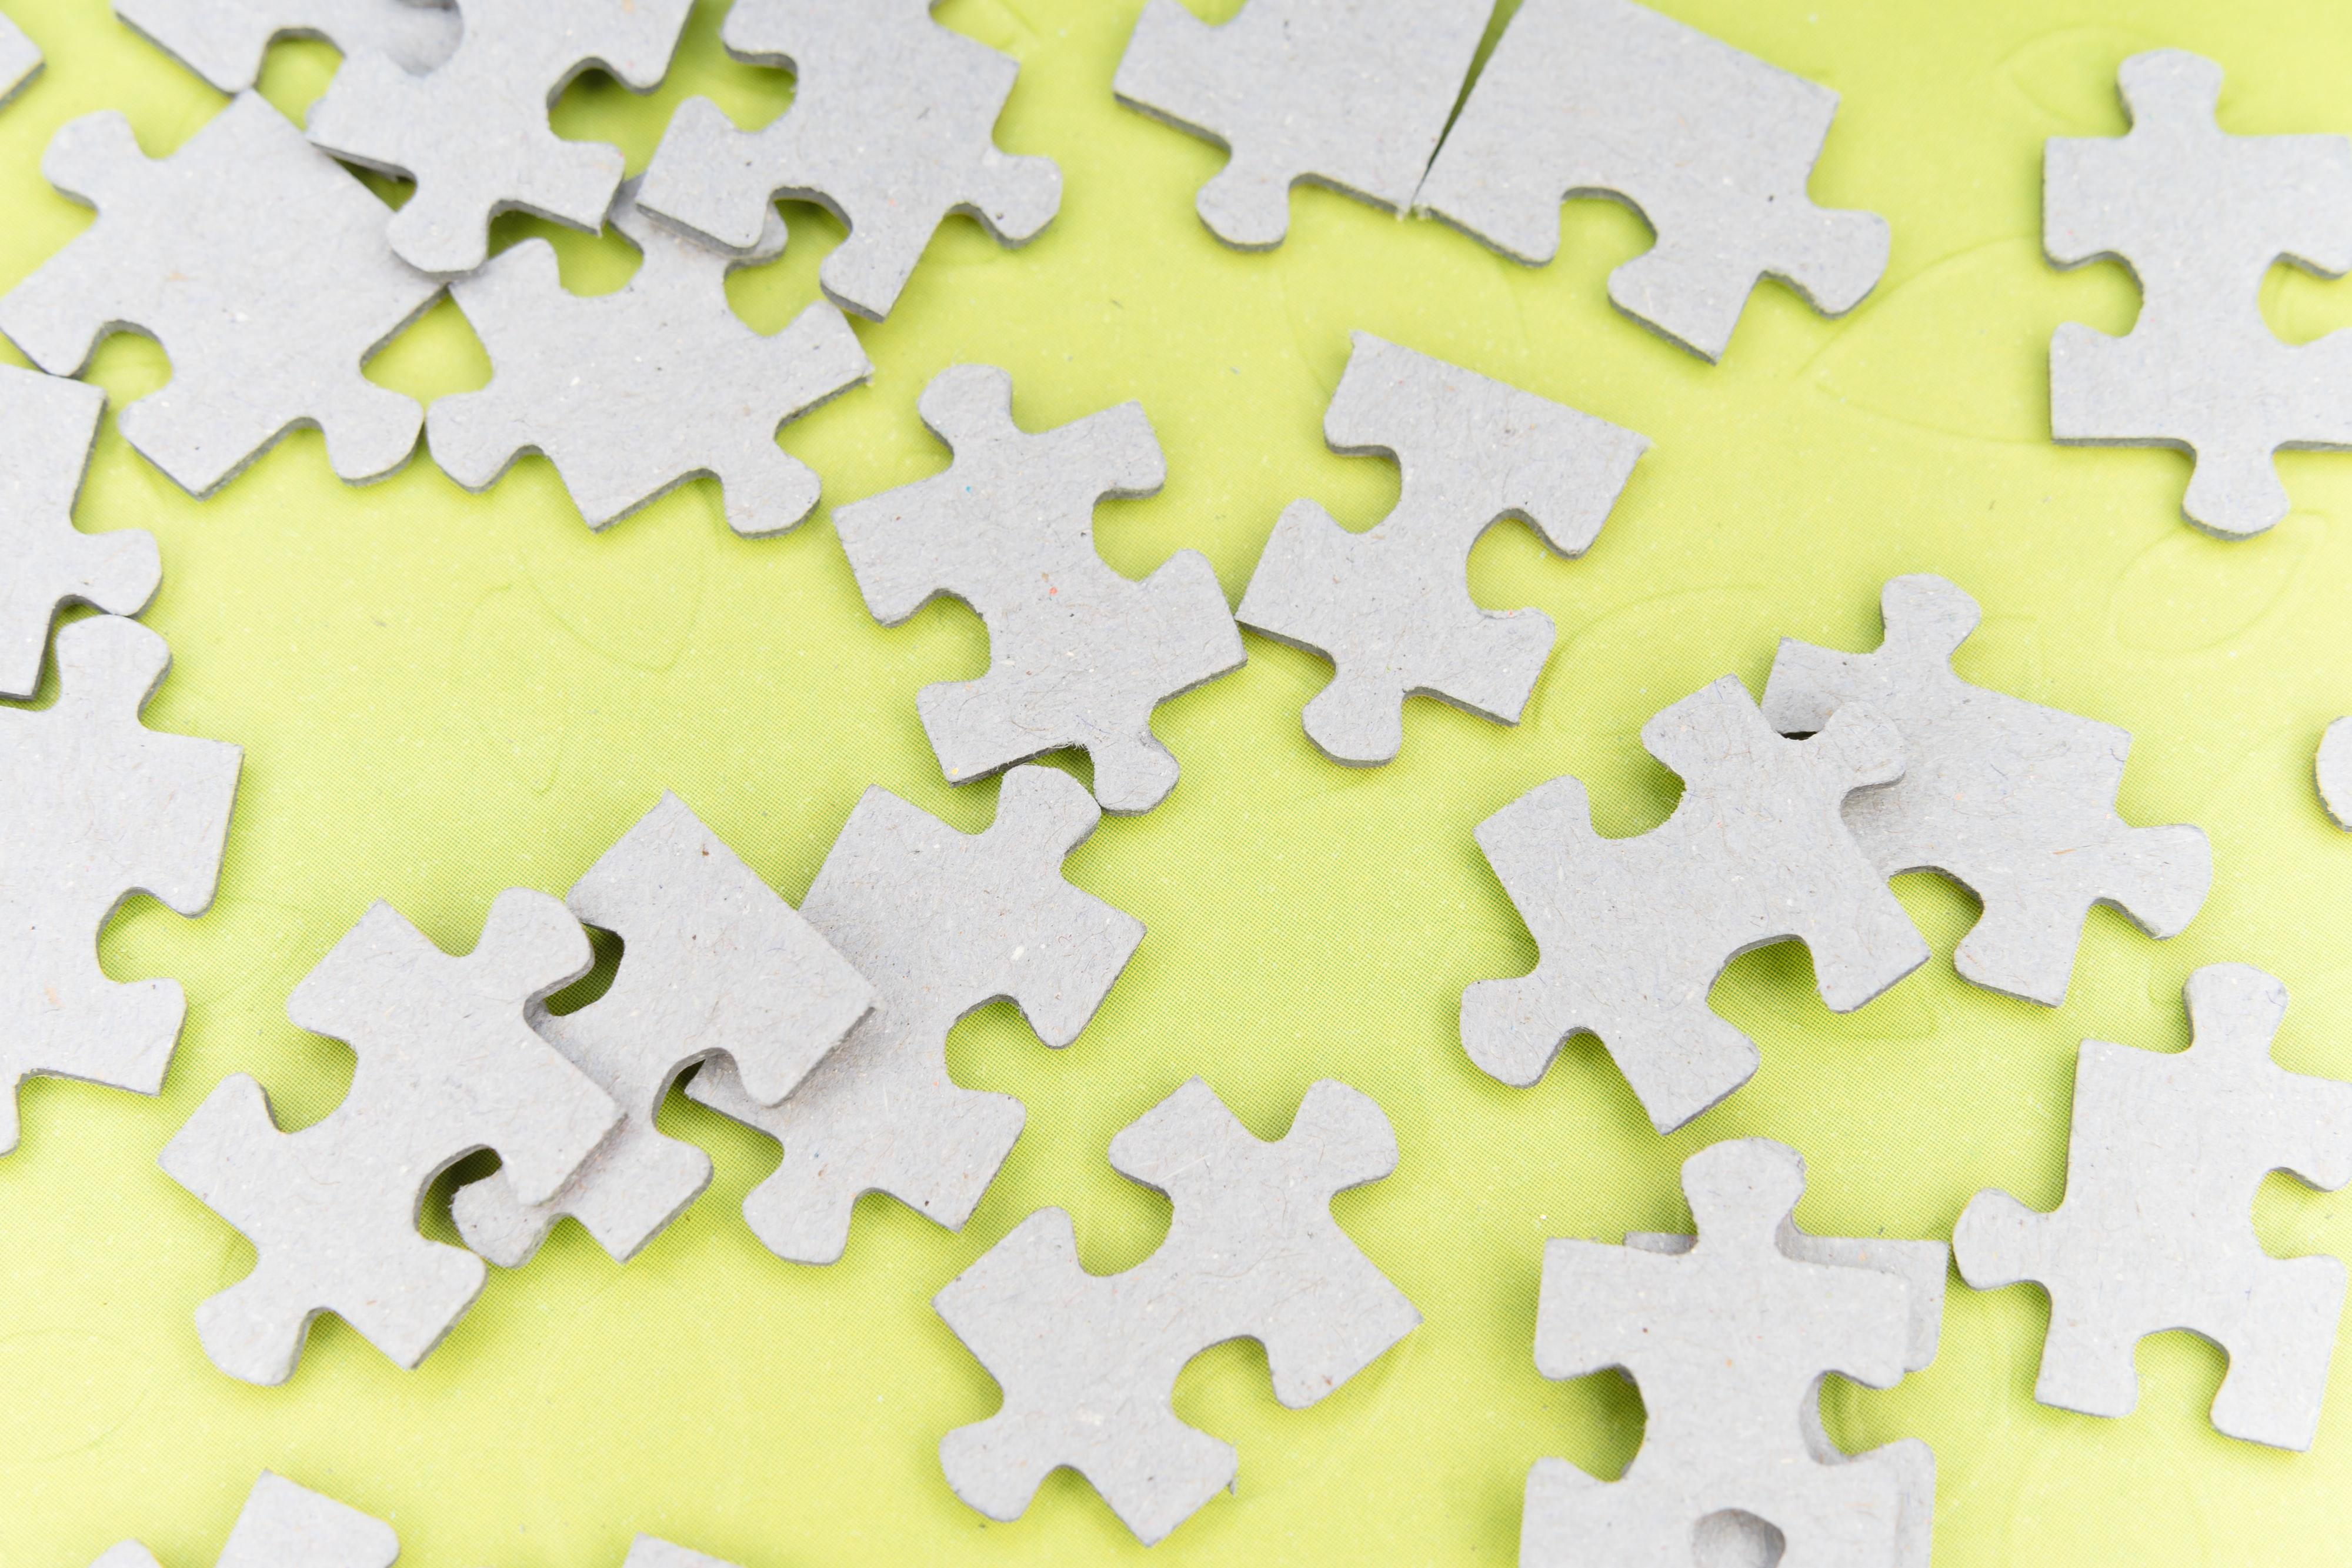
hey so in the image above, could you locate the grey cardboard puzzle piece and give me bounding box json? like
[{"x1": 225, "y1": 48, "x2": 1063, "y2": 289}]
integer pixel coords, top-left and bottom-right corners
[
  {"x1": 1110, "y1": 0, "x2": 1489, "y2": 249},
  {"x1": 1463, "y1": 675, "x2": 1928, "y2": 1134},
  {"x1": 452, "y1": 792, "x2": 873, "y2": 1269},
  {"x1": 0, "y1": 616, "x2": 240, "y2": 1156},
  {"x1": 687, "y1": 766, "x2": 1143, "y2": 1265},
  {"x1": 1, "y1": 12, "x2": 40, "y2": 107},
  {"x1": 936, "y1": 1076, "x2": 1422, "y2": 1546},
  {"x1": 2047, "y1": 51, "x2": 2352, "y2": 538},
  {"x1": 1236, "y1": 332, "x2": 1647, "y2": 765},
  {"x1": 160, "y1": 889, "x2": 621, "y2": 1384},
  {"x1": 1414, "y1": 0, "x2": 1889, "y2": 362},
  {"x1": 636, "y1": 0, "x2": 1061, "y2": 321},
  {"x1": 1526, "y1": 1138, "x2": 1941, "y2": 1567},
  {"x1": 92, "y1": 1472, "x2": 399, "y2": 1568},
  {"x1": 0, "y1": 94, "x2": 442, "y2": 497},
  {"x1": 306, "y1": 0, "x2": 695, "y2": 278},
  {"x1": 2318, "y1": 717, "x2": 2352, "y2": 829},
  {"x1": 622, "y1": 1540, "x2": 739, "y2": 1568},
  {"x1": 0, "y1": 366, "x2": 159, "y2": 699},
  {"x1": 1764, "y1": 574, "x2": 2212, "y2": 1006},
  {"x1": 430, "y1": 179, "x2": 873, "y2": 538},
  {"x1": 114, "y1": 0, "x2": 458, "y2": 94},
  {"x1": 1955, "y1": 962, "x2": 2352, "y2": 1450},
  {"x1": 833, "y1": 365, "x2": 1245, "y2": 815}
]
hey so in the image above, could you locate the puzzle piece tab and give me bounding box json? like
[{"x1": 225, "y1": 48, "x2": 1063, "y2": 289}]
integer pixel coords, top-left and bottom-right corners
[
  {"x1": 1463, "y1": 676, "x2": 1927, "y2": 1133},
  {"x1": 115, "y1": 0, "x2": 459, "y2": 94},
  {"x1": 1237, "y1": 332, "x2": 1646, "y2": 765},
  {"x1": 936, "y1": 1077, "x2": 1420, "y2": 1545},
  {"x1": 92, "y1": 1472, "x2": 398, "y2": 1568},
  {"x1": 1415, "y1": 0, "x2": 1888, "y2": 362}
]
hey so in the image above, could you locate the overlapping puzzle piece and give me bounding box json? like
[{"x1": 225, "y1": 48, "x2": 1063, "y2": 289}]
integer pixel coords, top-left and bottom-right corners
[{"x1": 114, "y1": 0, "x2": 458, "y2": 94}]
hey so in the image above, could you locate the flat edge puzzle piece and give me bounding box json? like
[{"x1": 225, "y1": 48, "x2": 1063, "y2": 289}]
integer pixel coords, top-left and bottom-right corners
[
  {"x1": 686, "y1": 766, "x2": 1144, "y2": 1263},
  {"x1": 0, "y1": 365, "x2": 159, "y2": 699},
  {"x1": 431, "y1": 178, "x2": 873, "y2": 538},
  {"x1": 452, "y1": 791, "x2": 873, "y2": 1268},
  {"x1": 935, "y1": 1076, "x2": 1419, "y2": 1544},
  {"x1": 1955, "y1": 962, "x2": 2352, "y2": 1449},
  {"x1": 1, "y1": 12, "x2": 41, "y2": 107},
  {"x1": 622, "y1": 1537, "x2": 740, "y2": 1568},
  {"x1": 1237, "y1": 331, "x2": 1647, "y2": 764},
  {"x1": 2318, "y1": 716, "x2": 2352, "y2": 829},
  {"x1": 1762, "y1": 573, "x2": 2212, "y2": 1005},
  {"x1": 1462, "y1": 675, "x2": 1927, "y2": 1133},
  {"x1": 0, "y1": 615, "x2": 242, "y2": 1156},
  {"x1": 638, "y1": 0, "x2": 1062, "y2": 320},
  {"x1": 1414, "y1": 0, "x2": 1889, "y2": 362},
  {"x1": 1111, "y1": 0, "x2": 1490, "y2": 249},
  {"x1": 2046, "y1": 50, "x2": 2352, "y2": 538},
  {"x1": 834, "y1": 363, "x2": 1245, "y2": 814},
  {"x1": 307, "y1": 0, "x2": 696, "y2": 276},
  {"x1": 113, "y1": 0, "x2": 460, "y2": 94}
]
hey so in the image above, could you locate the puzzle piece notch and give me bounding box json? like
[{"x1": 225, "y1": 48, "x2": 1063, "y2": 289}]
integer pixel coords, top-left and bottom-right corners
[
  {"x1": 92, "y1": 1472, "x2": 399, "y2": 1568},
  {"x1": 1763, "y1": 573, "x2": 2212, "y2": 1006},
  {"x1": 1, "y1": 12, "x2": 41, "y2": 106},
  {"x1": 161, "y1": 890, "x2": 622, "y2": 1384},
  {"x1": 688, "y1": 766, "x2": 1144, "y2": 1264},
  {"x1": 1955, "y1": 963, "x2": 2352, "y2": 1450},
  {"x1": 0, "y1": 367, "x2": 159, "y2": 699},
  {"x1": 0, "y1": 94, "x2": 442, "y2": 496},
  {"x1": 1414, "y1": 0, "x2": 1889, "y2": 362},
  {"x1": 2318, "y1": 717, "x2": 2352, "y2": 829},
  {"x1": 936, "y1": 1077, "x2": 1421, "y2": 1545},
  {"x1": 453, "y1": 793, "x2": 873, "y2": 1268},
  {"x1": 638, "y1": 0, "x2": 1061, "y2": 320},
  {"x1": 1526, "y1": 1139, "x2": 1941, "y2": 1567},
  {"x1": 0, "y1": 616, "x2": 241, "y2": 1156},
  {"x1": 1112, "y1": 0, "x2": 1490, "y2": 249},
  {"x1": 307, "y1": 0, "x2": 695, "y2": 276},
  {"x1": 2047, "y1": 50, "x2": 2352, "y2": 537},
  {"x1": 430, "y1": 179, "x2": 873, "y2": 538},
  {"x1": 1462, "y1": 675, "x2": 1928, "y2": 1133},
  {"x1": 114, "y1": 0, "x2": 459, "y2": 94},
  {"x1": 834, "y1": 364, "x2": 1245, "y2": 815},
  {"x1": 1237, "y1": 331, "x2": 1647, "y2": 765}
]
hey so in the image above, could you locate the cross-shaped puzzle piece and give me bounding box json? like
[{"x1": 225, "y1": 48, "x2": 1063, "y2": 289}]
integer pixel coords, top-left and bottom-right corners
[
  {"x1": 638, "y1": 0, "x2": 1061, "y2": 321},
  {"x1": 936, "y1": 1076, "x2": 1421, "y2": 1545},
  {"x1": 1463, "y1": 676, "x2": 1927, "y2": 1133},
  {"x1": 0, "y1": 93, "x2": 442, "y2": 496},
  {"x1": 452, "y1": 792, "x2": 872, "y2": 1268},
  {"x1": 161, "y1": 889, "x2": 622, "y2": 1384},
  {"x1": 0, "y1": 366, "x2": 159, "y2": 699},
  {"x1": 1416, "y1": 0, "x2": 1889, "y2": 362},
  {"x1": 2047, "y1": 51, "x2": 2352, "y2": 537},
  {"x1": 1956, "y1": 963, "x2": 2352, "y2": 1450},
  {"x1": 1764, "y1": 574, "x2": 2211, "y2": 1006},
  {"x1": 115, "y1": 0, "x2": 458, "y2": 94},
  {"x1": 1112, "y1": 0, "x2": 1490, "y2": 249},
  {"x1": 1, "y1": 616, "x2": 239, "y2": 1157},
  {"x1": 688, "y1": 766, "x2": 1143, "y2": 1264},
  {"x1": 1526, "y1": 1138, "x2": 1943, "y2": 1567},
  {"x1": 430, "y1": 179, "x2": 872, "y2": 537},
  {"x1": 1237, "y1": 332, "x2": 1646, "y2": 765},
  {"x1": 92, "y1": 1473, "x2": 398, "y2": 1568},
  {"x1": 1, "y1": 12, "x2": 41, "y2": 108},
  {"x1": 306, "y1": 0, "x2": 695, "y2": 277},
  {"x1": 833, "y1": 365, "x2": 1245, "y2": 815}
]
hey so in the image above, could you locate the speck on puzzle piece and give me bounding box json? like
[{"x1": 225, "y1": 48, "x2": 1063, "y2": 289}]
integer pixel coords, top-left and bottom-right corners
[
  {"x1": 431, "y1": 178, "x2": 873, "y2": 537},
  {"x1": 1237, "y1": 332, "x2": 1646, "y2": 765},
  {"x1": 0, "y1": 93, "x2": 442, "y2": 496},
  {"x1": 833, "y1": 365, "x2": 1245, "y2": 815},
  {"x1": 638, "y1": 0, "x2": 1061, "y2": 321},
  {"x1": 1955, "y1": 963, "x2": 2352, "y2": 1451},
  {"x1": 2047, "y1": 51, "x2": 2352, "y2": 538},
  {"x1": 1764, "y1": 574, "x2": 2211, "y2": 1006},
  {"x1": 0, "y1": 616, "x2": 239, "y2": 1157},
  {"x1": 1416, "y1": 0, "x2": 1888, "y2": 362},
  {"x1": 452, "y1": 792, "x2": 873, "y2": 1269},
  {"x1": 114, "y1": 0, "x2": 458, "y2": 94},
  {"x1": 1526, "y1": 1138, "x2": 1943, "y2": 1567},
  {"x1": 935, "y1": 1077, "x2": 1421, "y2": 1546},
  {"x1": 1112, "y1": 0, "x2": 1490, "y2": 249},
  {"x1": 161, "y1": 890, "x2": 621, "y2": 1384},
  {"x1": 1463, "y1": 675, "x2": 1927, "y2": 1133},
  {"x1": 688, "y1": 766, "x2": 1143, "y2": 1265},
  {"x1": 306, "y1": 0, "x2": 695, "y2": 277}
]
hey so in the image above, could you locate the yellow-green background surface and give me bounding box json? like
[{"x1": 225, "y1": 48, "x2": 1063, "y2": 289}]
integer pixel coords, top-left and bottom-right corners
[{"x1": 2, "y1": 0, "x2": 2351, "y2": 1561}]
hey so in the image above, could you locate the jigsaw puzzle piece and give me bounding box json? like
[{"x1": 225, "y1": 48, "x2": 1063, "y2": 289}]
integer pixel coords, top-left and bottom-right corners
[
  {"x1": 622, "y1": 1540, "x2": 741, "y2": 1568},
  {"x1": 115, "y1": 0, "x2": 459, "y2": 94},
  {"x1": 1, "y1": 12, "x2": 40, "y2": 107},
  {"x1": 93, "y1": 1472, "x2": 400, "y2": 1568}
]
